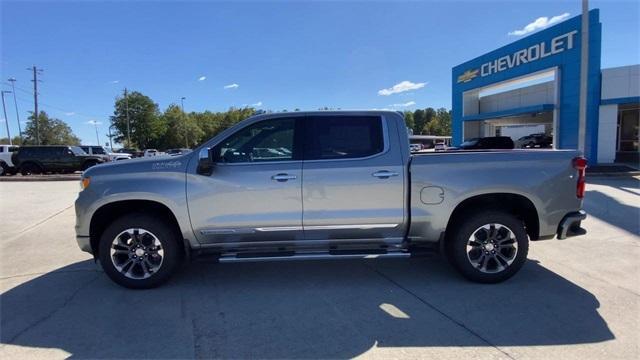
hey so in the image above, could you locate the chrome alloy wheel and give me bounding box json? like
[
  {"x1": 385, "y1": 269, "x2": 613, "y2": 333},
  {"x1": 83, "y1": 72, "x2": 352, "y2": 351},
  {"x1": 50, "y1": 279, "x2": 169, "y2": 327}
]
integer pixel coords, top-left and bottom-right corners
[
  {"x1": 110, "y1": 228, "x2": 164, "y2": 279},
  {"x1": 466, "y1": 223, "x2": 518, "y2": 274}
]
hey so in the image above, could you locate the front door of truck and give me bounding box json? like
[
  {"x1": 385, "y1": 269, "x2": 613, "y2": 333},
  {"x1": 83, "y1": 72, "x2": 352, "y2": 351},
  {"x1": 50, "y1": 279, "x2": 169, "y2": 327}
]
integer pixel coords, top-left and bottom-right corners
[{"x1": 187, "y1": 117, "x2": 304, "y2": 245}]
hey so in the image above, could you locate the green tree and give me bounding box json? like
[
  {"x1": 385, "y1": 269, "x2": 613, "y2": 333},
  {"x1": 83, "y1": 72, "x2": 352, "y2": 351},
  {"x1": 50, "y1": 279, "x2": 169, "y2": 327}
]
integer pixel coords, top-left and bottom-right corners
[
  {"x1": 403, "y1": 111, "x2": 415, "y2": 133},
  {"x1": 159, "y1": 105, "x2": 204, "y2": 149},
  {"x1": 111, "y1": 91, "x2": 165, "y2": 149},
  {"x1": 424, "y1": 107, "x2": 452, "y2": 136},
  {"x1": 413, "y1": 109, "x2": 425, "y2": 135},
  {"x1": 21, "y1": 111, "x2": 81, "y2": 145}
]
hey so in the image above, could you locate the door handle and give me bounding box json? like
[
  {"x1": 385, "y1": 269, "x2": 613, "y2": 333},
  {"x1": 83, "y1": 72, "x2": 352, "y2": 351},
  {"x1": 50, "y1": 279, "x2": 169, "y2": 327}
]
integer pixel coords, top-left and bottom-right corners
[
  {"x1": 271, "y1": 173, "x2": 297, "y2": 182},
  {"x1": 372, "y1": 170, "x2": 399, "y2": 179}
]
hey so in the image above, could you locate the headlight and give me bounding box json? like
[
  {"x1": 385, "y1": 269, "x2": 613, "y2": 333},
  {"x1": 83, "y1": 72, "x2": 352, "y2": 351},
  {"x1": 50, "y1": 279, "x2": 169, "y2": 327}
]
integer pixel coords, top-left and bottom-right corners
[{"x1": 80, "y1": 177, "x2": 91, "y2": 190}]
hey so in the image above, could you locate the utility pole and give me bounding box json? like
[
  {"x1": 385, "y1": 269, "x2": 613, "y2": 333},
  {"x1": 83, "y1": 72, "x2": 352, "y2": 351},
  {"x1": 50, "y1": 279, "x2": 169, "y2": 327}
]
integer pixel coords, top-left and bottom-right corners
[
  {"x1": 124, "y1": 88, "x2": 131, "y2": 148},
  {"x1": 28, "y1": 66, "x2": 43, "y2": 145},
  {"x1": 578, "y1": 0, "x2": 589, "y2": 154},
  {"x1": 181, "y1": 96, "x2": 188, "y2": 148},
  {"x1": 1, "y1": 91, "x2": 12, "y2": 145},
  {"x1": 7, "y1": 78, "x2": 23, "y2": 143},
  {"x1": 93, "y1": 122, "x2": 100, "y2": 145}
]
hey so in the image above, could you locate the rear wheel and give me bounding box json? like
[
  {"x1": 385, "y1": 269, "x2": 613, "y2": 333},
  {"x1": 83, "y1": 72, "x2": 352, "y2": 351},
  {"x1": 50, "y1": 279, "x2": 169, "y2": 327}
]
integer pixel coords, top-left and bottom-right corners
[
  {"x1": 446, "y1": 211, "x2": 528, "y2": 283},
  {"x1": 98, "y1": 214, "x2": 183, "y2": 289},
  {"x1": 20, "y1": 162, "x2": 42, "y2": 176}
]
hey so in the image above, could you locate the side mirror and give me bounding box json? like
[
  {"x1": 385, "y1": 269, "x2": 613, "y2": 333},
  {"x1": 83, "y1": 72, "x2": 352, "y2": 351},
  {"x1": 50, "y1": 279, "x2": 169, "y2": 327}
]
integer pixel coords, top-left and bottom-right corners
[{"x1": 196, "y1": 146, "x2": 221, "y2": 176}]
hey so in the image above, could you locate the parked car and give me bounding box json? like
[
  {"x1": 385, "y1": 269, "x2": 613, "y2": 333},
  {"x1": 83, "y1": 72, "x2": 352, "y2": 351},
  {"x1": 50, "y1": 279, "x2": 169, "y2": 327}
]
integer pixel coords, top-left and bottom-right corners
[
  {"x1": 409, "y1": 143, "x2": 422, "y2": 152},
  {"x1": 452, "y1": 136, "x2": 515, "y2": 150},
  {"x1": 12, "y1": 145, "x2": 105, "y2": 175},
  {"x1": 434, "y1": 142, "x2": 447, "y2": 152},
  {"x1": 516, "y1": 133, "x2": 553, "y2": 149},
  {"x1": 166, "y1": 148, "x2": 193, "y2": 156},
  {"x1": 81, "y1": 145, "x2": 131, "y2": 162},
  {"x1": 117, "y1": 148, "x2": 143, "y2": 158},
  {"x1": 0, "y1": 144, "x2": 20, "y2": 175},
  {"x1": 143, "y1": 149, "x2": 164, "y2": 157},
  {"x1": 76, "y1": 111, "x2": 587, "y2": 289}
]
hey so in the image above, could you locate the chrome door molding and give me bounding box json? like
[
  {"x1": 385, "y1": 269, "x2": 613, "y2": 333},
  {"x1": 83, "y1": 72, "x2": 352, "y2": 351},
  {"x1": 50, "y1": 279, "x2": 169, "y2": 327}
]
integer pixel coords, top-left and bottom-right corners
[{"x1": 200, "y1": 223, "x2": 399, "y2": 236}]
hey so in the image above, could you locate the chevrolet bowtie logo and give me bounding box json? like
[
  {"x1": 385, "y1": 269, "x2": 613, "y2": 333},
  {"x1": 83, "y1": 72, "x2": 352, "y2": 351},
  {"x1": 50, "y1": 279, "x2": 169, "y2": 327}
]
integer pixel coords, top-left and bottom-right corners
[{"x1": 457, "y1": 69, "x2": 479, "y2": 83}]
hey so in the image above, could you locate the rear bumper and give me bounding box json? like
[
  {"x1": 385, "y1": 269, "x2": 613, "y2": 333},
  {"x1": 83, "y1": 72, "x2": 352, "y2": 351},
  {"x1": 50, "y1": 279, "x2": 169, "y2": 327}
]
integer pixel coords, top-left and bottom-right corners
[{"x1": 557, "y1": 210, "x2": 587, "y2": 239}]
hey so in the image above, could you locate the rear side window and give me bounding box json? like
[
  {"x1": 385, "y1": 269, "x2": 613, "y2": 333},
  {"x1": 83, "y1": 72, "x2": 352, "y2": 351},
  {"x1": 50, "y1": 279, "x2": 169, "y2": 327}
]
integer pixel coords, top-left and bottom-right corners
[
  {"x1": 305, "y1": 116, "x2": 384, "y2": 160},
  {"x1": 92, "y1": 147, "x2": 106, "y2": 154}
]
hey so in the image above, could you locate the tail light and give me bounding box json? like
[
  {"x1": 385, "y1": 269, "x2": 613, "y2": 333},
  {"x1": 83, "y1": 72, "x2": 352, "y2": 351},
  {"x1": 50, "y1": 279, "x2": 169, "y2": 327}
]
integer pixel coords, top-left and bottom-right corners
[{"x1": 573, "y1": 157, "x2": 587, "y2": 199}]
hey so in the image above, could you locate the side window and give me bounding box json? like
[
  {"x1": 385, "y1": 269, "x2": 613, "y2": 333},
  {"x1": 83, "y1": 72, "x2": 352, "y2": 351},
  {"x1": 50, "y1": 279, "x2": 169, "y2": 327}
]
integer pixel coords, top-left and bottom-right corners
[
  {"x1": 305, "y1": 116, "x2": 384, "y2": 160},
  {"x1": 81, "y1": 147, "x2": 90, "y2": 154},
  {"x1": 92, "y1": 147, "x2": 106, "y2": 154},
  {"x1": 218, "y1": 118, "x2": 297, "y2": 163}
]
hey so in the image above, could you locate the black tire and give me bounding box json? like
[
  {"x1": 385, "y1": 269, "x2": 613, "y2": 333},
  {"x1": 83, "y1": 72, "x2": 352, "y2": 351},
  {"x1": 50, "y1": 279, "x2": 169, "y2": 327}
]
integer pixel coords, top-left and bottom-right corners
[
  {"x1": 82, "y1": 160, "x2": 98, "y2": 171},
  {"x1": 446, "y1": 211, "x2": 529, "y2": 283},
  {"x1": 19, "y1": 162, "x2": 42, "y2": 176},
  {"x1": 98, "y1": 213, "x2": 183, "y2": 289},
  {"x1": 0, "y1": 162, "x2": 6, "y2": 176}
]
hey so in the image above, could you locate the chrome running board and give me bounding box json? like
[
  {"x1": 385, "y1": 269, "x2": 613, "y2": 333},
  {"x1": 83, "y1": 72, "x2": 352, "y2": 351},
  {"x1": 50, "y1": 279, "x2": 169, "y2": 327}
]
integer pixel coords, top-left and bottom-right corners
[{"x1": 218, "y1": 251, "x2": 410, "y2": 263}]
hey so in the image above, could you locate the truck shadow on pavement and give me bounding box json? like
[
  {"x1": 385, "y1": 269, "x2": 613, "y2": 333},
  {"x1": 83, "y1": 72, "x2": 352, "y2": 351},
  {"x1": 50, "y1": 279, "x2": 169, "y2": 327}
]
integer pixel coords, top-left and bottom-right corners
[{"x1": 1, "y1": 257, "x2": 614, "y2": 358}]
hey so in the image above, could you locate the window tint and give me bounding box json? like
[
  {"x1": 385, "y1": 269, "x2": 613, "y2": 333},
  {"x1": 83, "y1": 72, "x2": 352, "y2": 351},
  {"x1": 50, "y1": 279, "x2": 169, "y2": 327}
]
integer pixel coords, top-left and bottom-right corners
[
  {"x1": 81, "y1": 146, "x2": 90, "y2": 153},
  {"x1": 305, "y1": 116, "x2": 384, "y2": 160},
  {"x1": 219, "y1": 117, "x2": 297, "y2": 163},
  {"x1": 92, "y1": 146, "x2": 106, "y2": 154}
]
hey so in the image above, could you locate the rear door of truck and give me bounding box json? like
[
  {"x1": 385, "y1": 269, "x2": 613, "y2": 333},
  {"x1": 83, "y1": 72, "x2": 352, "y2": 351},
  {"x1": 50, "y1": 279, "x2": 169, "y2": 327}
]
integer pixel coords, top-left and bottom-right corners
[{"x1": 301, "y1": 114, "x2": 406, "y2": 242}]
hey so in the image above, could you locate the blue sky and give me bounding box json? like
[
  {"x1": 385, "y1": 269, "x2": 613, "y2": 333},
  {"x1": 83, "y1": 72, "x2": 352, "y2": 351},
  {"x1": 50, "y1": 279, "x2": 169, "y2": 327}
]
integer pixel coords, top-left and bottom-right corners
[{"x1": 1, "y1": 0, "x2": 639, "y2": 146}]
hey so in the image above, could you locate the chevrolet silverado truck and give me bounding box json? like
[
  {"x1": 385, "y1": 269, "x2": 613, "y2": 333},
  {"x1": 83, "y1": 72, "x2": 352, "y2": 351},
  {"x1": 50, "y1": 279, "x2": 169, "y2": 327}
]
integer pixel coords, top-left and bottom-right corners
[{"x1": 75, "y1": 111, "x2": 587, "y2": 288}]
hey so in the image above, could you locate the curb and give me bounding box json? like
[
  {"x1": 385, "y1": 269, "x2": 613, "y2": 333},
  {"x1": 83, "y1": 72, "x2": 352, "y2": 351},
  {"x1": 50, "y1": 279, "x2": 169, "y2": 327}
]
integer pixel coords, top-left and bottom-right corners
[
  {"x1": 586, "y1": 171, "x2": 640, "y2": 178},
  {"x1": 0, "y1": 175, "x2": 81, "y2": 182}
]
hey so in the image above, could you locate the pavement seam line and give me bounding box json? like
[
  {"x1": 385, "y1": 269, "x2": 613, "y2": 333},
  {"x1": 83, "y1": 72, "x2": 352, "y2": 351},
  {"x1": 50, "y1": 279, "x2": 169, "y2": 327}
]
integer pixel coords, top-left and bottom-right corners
[
  {"x1": 368, "y1": 265, "x2": 516, "y2": 360},
  {"x1": 5, "y1": 205, "x2": 74, "y2": 243},
  {"x1": 2, "y1": 273, "x2": 100, "y2": 346},
  {"x1": 0, "y1": 269, "x2": 100, "y2": 281}
]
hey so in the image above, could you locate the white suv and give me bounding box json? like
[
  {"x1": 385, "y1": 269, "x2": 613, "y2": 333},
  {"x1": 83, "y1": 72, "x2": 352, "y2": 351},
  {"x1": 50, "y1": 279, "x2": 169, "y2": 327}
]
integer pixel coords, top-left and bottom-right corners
[
  {"x1": 81, "y1": 146, "x2": 131, "y2": 161},
  {"x1": 0, "y1": 144, "x2": 19, "y2": 175}
]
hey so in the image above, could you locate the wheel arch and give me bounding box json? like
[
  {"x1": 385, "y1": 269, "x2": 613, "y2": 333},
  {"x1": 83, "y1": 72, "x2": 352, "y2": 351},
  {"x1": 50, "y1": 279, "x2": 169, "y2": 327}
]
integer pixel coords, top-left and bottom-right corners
[
  {"x1": 89, "y1": 199, "x2": 187, "y2": 260},
  {"x1": 445, "y1": 193, "x2": 540, "y2": 242}
]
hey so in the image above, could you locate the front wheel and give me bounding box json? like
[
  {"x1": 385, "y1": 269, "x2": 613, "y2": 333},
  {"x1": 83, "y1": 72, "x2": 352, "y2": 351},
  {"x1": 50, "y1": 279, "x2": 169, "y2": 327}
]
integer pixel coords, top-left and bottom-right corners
[
  {"x1": 446, "y1": 211, "x2": 529, "y2": 283},
  {"x1": 98, "y1": 214, "x2": 183, "y2": 289}
]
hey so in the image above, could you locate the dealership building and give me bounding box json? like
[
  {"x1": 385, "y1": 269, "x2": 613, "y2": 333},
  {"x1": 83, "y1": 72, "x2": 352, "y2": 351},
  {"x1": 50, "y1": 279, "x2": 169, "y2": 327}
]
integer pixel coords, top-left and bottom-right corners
[{"x1": 451, "y1": 9, "x2": 639, "y2": 164}]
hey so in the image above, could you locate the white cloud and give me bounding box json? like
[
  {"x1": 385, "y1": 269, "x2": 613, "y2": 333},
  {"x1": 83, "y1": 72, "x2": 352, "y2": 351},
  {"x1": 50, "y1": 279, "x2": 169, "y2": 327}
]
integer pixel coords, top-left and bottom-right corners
[
  {"x1": 86, "y1": 120, "x2": 102, "y2": 125},
  {"x1": 390, "y1": 101, "x2": 416, "y2": 108},
  {"x1": 65, "y1": 112, "x2": 76, "y2": 116},
  {"x1": 508, "y1": 13, "x2": 570, "y2": 36},
  {"x1": 378, "y1": 81, "x2": 427, "y2": 96},
  {"x1": 198, "y1": 76, "x2": 207, "y2": 81},
  {"x1": 223, "y1": 83, "x2": 239, "y2": 89},
  {"x1": 252, "y1": 101, "x2": 262, "y2": 107},
  {"x1": 109, "y1": 80, "x2": 120, "y2": 84}
]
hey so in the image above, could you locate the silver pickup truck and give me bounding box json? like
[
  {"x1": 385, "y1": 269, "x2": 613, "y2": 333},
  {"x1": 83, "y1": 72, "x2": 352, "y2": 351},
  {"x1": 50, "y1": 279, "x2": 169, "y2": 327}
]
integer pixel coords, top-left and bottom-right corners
[{"x1": 75, "y1": 111, "x2": 587, "y2": 288}]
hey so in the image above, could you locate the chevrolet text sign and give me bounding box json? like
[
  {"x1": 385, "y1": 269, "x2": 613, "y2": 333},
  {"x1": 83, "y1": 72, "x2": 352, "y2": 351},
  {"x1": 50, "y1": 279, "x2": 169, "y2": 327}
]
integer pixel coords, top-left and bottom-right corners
[{"x1": 457, "y1": 30, "x2": 578, "y2": 83}]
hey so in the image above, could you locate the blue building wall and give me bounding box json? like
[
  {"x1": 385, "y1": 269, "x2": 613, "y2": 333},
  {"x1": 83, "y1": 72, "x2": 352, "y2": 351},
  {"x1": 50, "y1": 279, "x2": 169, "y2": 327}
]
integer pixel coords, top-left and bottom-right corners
[{"x1": 451, "y1": 10, "x2": 602, "y2": 161}]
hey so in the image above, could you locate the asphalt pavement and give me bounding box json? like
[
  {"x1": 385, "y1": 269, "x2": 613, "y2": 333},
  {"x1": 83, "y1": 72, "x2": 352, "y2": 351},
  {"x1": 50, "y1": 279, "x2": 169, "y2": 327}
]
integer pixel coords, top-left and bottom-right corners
[{"x1": 0, "y1": 177, "x2": 638, "y2": 359}]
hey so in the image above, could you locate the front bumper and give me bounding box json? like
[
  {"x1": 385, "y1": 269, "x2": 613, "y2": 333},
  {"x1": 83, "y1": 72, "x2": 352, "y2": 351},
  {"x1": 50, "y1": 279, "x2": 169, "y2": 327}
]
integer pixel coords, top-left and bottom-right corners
[
  {"x1": 76, "y1": 235, "x2": 93, "y2": 254},
  {"x1": 557, "y1": 210, "x2": 587, "y2": 239}
]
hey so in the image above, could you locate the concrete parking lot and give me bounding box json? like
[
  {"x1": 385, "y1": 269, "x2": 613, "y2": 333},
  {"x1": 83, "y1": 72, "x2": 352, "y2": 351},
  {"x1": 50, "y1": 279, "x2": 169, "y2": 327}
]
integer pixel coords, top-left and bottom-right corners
[{"x1": 0, "y1": 177, "x2": 638, "y2": 359}]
